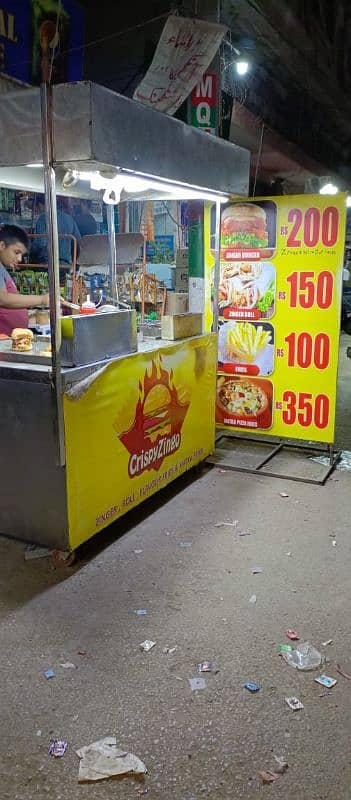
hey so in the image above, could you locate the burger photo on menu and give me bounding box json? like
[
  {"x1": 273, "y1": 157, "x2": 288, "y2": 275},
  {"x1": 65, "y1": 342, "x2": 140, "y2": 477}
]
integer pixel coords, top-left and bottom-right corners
[
  {"x1": 218, "y1": 261, "x2": 276, "y2": 320},
  {"x1": 220, "y1": 200, "x2": 277, "y2": 260},
  {"x1": 216, "y1": 375, "x2": 273, "y2": 430}
]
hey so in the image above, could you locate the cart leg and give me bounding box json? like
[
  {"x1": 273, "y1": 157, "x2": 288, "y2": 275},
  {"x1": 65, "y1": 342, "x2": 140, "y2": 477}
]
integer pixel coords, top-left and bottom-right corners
[
  {"x1": 329, "y1": 443, "x2": 334, "y2": 467},
  {"x1": 52, "y1": 549, "x2": 76, "y2": 567}
]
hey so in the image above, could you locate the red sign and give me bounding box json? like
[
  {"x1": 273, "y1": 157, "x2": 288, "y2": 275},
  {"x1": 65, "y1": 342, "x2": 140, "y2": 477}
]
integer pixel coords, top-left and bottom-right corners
[{"x1": 191, "y1": 71, "x2": 217, "y2": 105}]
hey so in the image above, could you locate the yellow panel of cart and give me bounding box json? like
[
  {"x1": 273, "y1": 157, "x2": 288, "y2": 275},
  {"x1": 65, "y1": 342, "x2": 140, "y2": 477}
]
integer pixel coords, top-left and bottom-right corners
[{"x1": 64, "y1": 335, "x2": 217, "y2": 550}]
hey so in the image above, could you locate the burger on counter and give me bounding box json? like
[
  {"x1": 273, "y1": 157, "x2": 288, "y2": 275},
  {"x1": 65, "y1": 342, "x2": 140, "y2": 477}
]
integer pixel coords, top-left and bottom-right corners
[
  {"x1": 11, "y1": 328, "x2": 34, "y2": 352},
  {"x1": 221, "y1": 203, "x2": 269, "y2": 249}
]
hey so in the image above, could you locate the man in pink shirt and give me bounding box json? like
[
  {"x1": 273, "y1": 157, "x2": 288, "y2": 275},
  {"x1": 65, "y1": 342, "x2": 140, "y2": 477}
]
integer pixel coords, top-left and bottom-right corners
[{"x1": 0, "y1": 225, "x2": 49, "y2": 336}]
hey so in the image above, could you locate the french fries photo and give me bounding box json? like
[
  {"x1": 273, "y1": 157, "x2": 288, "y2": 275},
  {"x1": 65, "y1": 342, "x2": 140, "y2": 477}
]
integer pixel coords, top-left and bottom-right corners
[{"x1": 226, "y1": 322, "x2": 272, "y2": 363}]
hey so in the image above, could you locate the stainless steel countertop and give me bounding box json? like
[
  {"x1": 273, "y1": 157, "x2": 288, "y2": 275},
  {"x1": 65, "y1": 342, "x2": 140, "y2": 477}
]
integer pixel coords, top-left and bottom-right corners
[{"x1": 0, "y1": 334, "x2": 216, "y2": 388}]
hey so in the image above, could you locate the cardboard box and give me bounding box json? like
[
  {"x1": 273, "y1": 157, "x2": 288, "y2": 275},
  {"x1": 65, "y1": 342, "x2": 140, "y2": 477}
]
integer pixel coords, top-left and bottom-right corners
[
  {"x1": 166, "y1": 292, "x2": 189, "y2": 314},
  {"x1": 161, "y1": 313, "x2": 203, "y2": 340}
]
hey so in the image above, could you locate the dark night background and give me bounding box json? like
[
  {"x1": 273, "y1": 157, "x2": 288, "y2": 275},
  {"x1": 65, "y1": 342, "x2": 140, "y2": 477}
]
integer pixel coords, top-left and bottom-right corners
[{"x1": 78, "y1": 0, "x2": 351, "y2": 191}]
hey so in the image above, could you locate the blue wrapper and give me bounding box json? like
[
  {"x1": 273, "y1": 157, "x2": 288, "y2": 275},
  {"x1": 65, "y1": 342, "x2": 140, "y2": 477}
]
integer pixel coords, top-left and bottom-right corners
[{"x1": 244, "y1": 682, "x2": 261, "y2": 692}]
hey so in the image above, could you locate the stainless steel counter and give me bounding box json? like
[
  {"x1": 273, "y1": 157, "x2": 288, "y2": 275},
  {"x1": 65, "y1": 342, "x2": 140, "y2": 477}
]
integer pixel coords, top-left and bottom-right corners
[{"x1": 0, "y1": 335, "x2": 211, "y2": 389}]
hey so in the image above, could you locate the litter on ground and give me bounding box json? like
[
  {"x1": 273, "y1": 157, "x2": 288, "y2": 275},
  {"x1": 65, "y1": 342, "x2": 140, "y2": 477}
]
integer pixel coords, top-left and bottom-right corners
[
  {"x1": 286, "y1": 628, "x2": 300, "y2": 640},
  {"x1": 285, "y1": 696, "x2": 304, "y2": 710},
  {"x1": 189, "y1": 677, "x2": 206, "y2": 691},
  {"x1": 278, "y1": 644, "x2": 293, "y2": 654},
  {"x1": 281, "y1": 641, "x2": 322, "y2": 670},
  {"x1": 49, "y1": 740, "x2": 68, "y2": 757},
  {"x1": 259, "y1": 770, "x2": 281, "y2": 784},
  {"x1": 140, "y1": 640, "x2": 156, "y2": 652},
  {"x1": 76, "y1": 736, "x2": 147, "y2": 783},
  {"x1": 198, "y1": 661, "x2": 212, "y2": 673},
  {"x1": 214, "y1": 521, "x2": 239, "y2": 528},
  {"x1": 273, "y1": 756, "x2": 289, "y2": 774},
  {"x1": 315, "y1": 675, "x2": 337, "y2": 688}
]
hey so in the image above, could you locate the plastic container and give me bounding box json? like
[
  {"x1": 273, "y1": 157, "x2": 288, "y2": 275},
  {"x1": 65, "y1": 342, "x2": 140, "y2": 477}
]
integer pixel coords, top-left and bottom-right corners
[
  {"x1": 282, "y1": 641, "x2": 322, "y2": 671},
  {"x1": 80, "y1": 297, "x2": 96, "y2": 315}
]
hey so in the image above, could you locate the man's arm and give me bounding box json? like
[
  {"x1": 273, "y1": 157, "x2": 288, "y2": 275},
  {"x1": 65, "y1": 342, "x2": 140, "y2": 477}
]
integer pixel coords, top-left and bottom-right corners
[{"x1": 0, "y1": 289, "x2": 49, "y2": 309}]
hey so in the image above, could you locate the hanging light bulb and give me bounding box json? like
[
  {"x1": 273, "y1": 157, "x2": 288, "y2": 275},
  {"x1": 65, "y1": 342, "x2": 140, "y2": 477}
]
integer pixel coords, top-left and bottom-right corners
[
  {"x1": 235, "y1": 60, "x2": 250, "y2": 76},
  {"x1": 62, "y1": 169, "x2": 79, "y2": 189},
  {"x1": 103, "y1": 187, "x2": 121, "y2": 205},
  {"x1": 319, "y1": 182, "x2": 339, "y2": 195}
]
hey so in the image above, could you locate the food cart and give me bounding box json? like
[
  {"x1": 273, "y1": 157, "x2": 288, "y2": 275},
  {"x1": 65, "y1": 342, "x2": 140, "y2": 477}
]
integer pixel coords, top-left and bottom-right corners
[{"x1": 0, "y1": 81, "x2": 250, "y2": 552}]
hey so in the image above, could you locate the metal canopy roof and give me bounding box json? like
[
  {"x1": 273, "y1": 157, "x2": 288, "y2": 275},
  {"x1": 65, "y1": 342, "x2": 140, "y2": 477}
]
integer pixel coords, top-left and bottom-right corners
[{"x1": 0, "y1": 81, "x2": 250, "y2": 196}]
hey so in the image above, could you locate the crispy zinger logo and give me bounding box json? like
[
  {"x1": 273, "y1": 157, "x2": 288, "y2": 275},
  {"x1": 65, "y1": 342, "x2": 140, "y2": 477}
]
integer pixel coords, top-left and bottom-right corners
[{"x1": 117, "y1": 360, "x2": 190, "y2": 478}]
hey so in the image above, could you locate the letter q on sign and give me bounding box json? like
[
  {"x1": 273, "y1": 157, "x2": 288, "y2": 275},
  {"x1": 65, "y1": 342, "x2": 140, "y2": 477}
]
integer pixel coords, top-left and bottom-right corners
[{"x1": 196, "y1": 102, "x2": 211, "y2": 125}]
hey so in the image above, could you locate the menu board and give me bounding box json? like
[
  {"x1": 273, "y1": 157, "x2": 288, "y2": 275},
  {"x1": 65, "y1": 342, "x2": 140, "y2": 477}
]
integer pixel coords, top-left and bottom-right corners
[{"x1": 216, "y1": 194, "x2": 346, "y2": 444}]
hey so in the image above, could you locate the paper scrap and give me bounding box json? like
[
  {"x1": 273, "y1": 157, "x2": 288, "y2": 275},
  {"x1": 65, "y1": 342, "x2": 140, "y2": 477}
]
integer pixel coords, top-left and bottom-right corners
[
  {"x1": 76, "y1": 736, "x2": 147, "y2": 783},
  {"x1": 214, "y1": 520, "x2": 238, "y2": 528},
  {"x1": 189, "y1": 677, "x2": 206, "y2": 691},
  {"x1": 259, "y1": 770, "x2": 281, "y2": 784},
  {"x1": 140, "y1": 640, "x2": 156, "y2": 652}
]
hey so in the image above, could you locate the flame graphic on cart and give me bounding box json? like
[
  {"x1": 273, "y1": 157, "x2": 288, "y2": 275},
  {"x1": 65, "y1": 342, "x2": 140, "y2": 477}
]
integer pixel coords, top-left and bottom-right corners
[{"x1": 117, "y1": 359, "x2": 190, "y2": 477}]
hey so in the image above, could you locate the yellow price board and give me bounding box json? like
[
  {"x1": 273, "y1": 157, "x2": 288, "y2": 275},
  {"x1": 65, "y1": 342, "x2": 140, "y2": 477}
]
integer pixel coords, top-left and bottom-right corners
[
  {"x1": 216, "y1": 194, "x2": 346, "y2": 443},
  {"x1": 64, "y1": 335, "x2": 217, "y2": 549}
]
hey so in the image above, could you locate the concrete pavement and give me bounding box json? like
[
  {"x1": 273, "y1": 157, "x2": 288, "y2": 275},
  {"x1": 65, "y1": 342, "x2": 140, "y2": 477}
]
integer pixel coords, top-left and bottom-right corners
[{"x1": 0, "y1": 459, "x2": 350, "y2": 799}]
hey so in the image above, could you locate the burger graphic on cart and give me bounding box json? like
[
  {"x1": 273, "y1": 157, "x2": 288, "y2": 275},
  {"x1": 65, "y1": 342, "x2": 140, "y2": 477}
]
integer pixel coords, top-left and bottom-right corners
[{"x1": 117, "y1": 360, "x2": 190, "y2": 478}]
